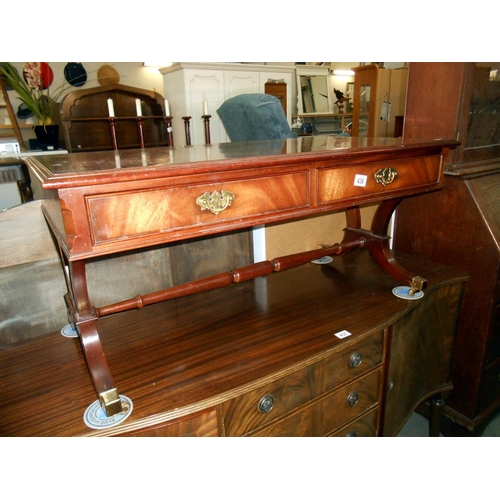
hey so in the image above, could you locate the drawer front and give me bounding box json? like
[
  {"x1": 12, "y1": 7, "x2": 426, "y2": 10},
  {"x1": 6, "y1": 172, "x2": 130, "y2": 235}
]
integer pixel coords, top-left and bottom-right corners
[
  {"x1": 318, "y1": 156, "x2": 440, "y2": 204},
  {"x1": 330, "y1": 408, "x2": 378, "y2": 437},
  {"x1": 316, "y1": 330, "x2": 383, "y2": 393},
  {"x1": 315, "y1": 369, "x2": 381, "y2": 436},
  {"x1": 222, "y1": 333, "x2": 383, "y2": 436},
  {"x1": 87, "y1": 173, "x2": 308, "y2": 245},
  {"x1": 222, "y1": 363, "x2": 317, "y2": 437},
  {"x1": 250, "y1": 370, "x2": 381, "y2": 437}
]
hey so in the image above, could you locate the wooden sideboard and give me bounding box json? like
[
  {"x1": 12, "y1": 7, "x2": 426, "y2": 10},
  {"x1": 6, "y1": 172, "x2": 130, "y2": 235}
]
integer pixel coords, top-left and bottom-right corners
[
  {"x1": 0, "y1": 251, "x2": 467, "y2": 436},
  {"x1": 1, "y1": 135, "x2": 466, "y2": 436}
]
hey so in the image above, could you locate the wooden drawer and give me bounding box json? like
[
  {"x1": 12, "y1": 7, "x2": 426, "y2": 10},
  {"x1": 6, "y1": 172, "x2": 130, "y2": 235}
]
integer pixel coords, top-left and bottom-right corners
[
  {"x1": 86, "y1": 172, "x2": 308, "y2": 245},
  {"x1": 221, "y1": 332, "x2": 383, "y2": 436},
  {"x1": 318, "y1": 156, "x2": 440, "y2": 205},
  {"x1": 329, "y1": 408, "x2": 378, "y2": 437},
  {"x1": 250, "y1": 370, "x2": 381, "y2": 437}
]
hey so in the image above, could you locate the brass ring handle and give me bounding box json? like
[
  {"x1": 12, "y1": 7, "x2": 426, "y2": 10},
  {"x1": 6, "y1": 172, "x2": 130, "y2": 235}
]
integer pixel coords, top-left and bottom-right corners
[
  {"x1": 258, "y1": 394, "x2": 275, "y2": 413},
  {"x1": 196, "y1": 189, "x2": 235, "y2": 215},
  {"x1": 346, "y1": 392, "x2": 359, "y2": 407},
  {"x1": 374, "y1": 167, "x2": 398, "y2": 186},
  {"x1": 349, "y1": 352, "x2": 363, "y2": 368}
]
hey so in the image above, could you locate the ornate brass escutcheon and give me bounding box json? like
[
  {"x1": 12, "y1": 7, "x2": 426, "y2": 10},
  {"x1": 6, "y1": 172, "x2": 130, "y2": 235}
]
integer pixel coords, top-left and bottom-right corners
[
  {"x1": 374, "y1": 167, "x2": 398, "y2": 186},
  {"x1": 196, "y1": 189, "x2": 235, "y2": 215}
]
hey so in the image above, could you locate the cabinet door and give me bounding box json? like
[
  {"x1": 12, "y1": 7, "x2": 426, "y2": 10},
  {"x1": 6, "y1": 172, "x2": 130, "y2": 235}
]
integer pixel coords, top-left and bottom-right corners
[
  {"x1": 382, "y1": 282, "x2": 463, "y2": 436},
  {"x1": 224, "y1": 70, "x2": 260, "y2": 98},
  {"x1": 186, "y1": 69, "x2": 226, "y2": 145}
]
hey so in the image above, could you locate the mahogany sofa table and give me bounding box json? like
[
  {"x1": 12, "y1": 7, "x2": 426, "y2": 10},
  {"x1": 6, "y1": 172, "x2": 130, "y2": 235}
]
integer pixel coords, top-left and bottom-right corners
[{"x1": 18, "y1": 136, "x2": 460, "y2": 428}]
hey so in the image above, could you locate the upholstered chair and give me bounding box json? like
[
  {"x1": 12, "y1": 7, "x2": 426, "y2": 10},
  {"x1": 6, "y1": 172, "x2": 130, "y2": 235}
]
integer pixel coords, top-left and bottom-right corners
[{"x1": 217, "y1": 93, "x2": 297, "y2": 142}]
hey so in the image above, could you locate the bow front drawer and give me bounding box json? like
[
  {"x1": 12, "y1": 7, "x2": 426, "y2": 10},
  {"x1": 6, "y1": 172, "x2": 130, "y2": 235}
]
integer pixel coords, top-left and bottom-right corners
[
  {"x1": 251, "y1": 370, "x2": 381, "y2": 437},
  {"x1": 318, "y1": 155, "x2": 441, "y2": 204},
  {"x1": 86, "y1": 172, "x2": 308, "y2": 245},
  {"x1": 221, "y1": 332, "x2": 383, "y2": 436}
]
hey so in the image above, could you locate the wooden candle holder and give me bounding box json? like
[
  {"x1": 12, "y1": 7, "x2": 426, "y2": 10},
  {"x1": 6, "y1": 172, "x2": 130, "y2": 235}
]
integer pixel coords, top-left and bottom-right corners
[
  {"x1": 202, "y1": 114, "x2": 212, "y2": 145},
  {"x1": 182, "y1": 116, "x2": 192, "y2": 146},
  {"x1": 164, "y1": 116, "x2": 174, "y2": 147},
  {"x1": 136, "y1": 117, "x2": 145, "y2": 149},
  {"x1": 108, "y1": 117, "x2": 118, "y2": 151}
]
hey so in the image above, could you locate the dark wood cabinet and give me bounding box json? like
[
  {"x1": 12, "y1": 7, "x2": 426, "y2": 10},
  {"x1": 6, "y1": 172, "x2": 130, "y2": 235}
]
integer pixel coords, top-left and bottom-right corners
[{"x1": 394, "y1": 62, "x2": 500, "y2": 436}]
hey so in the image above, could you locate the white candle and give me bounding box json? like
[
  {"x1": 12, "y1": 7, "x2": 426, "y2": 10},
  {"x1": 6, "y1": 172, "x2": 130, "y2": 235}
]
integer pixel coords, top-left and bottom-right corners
[
  {"x1": 164, "y1": 99, "x2": 171, "y2": 116},
  {"x1": 135, "y1": 99, "x2": 142, "y2": 117},
  {"x1": 107, "y1": 98, "x2": 115, "y2": 117},
  {"x1": 203, "y1": 99, "x2": 208, "y2": 116}
]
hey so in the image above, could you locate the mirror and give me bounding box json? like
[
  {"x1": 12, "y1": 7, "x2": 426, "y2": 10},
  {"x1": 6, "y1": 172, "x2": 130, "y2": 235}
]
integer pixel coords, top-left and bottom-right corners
[
  {"x1": 296, "y1": 66, "x2": 331, "y2": 114},
  {"x1": 299, "y1": 75, "x2": 329, "y2": 113}
]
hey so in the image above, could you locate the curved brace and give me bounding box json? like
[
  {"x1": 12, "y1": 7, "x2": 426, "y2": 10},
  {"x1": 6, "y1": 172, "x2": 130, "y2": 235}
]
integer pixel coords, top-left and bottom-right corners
[{"x1": 344, "y1": 198, "x2": 427, "y2": 293}]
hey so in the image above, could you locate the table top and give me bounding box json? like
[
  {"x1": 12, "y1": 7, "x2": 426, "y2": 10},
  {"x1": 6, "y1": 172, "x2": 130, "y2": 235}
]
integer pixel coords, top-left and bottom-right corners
[{"x1": 23, "y1": 137, "x2": 459, "y2": 190}]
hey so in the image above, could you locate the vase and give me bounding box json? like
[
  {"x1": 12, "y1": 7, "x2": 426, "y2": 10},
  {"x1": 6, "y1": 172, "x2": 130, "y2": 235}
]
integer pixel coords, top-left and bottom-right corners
[{"x1": 33, "y1": 124, "x2": 59, "y2": 150}]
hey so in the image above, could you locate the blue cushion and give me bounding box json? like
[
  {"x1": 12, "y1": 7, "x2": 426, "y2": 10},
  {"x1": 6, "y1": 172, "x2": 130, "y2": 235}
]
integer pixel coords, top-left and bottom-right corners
[{"x1": 217, "y1": 93, "x2": 297, "y2": 142}]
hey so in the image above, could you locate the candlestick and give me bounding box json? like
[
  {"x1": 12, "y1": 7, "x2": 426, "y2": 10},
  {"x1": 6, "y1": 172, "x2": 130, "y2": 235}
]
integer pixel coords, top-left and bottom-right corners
[
  {"x1": 108, "y1": 117, "x2": 118, "y2": 150},
  {"x1": 164, "y1": 99, "x2": 171, "y2": 117},
  {"x1": 202, "y1": 99, "x2": 208, "y2": 116},
  {"x1": 202, "y1": 114, "x2": 212, "y2": 145},
  {"x1": 182, "y1": 116, "x2": 192, "y2": 146},
  {"x1": 164, "y1": 116, "x2": 174, "y2": 147},
  {"x1": 107, "y1": 98, "x2": 115, "y2": 117},
  {"x1": 135, "y1": 99, "x2": 142, "y2": 117},
  {"x1": 136, "y1": 117, "x2": 145, "y2": 149}
]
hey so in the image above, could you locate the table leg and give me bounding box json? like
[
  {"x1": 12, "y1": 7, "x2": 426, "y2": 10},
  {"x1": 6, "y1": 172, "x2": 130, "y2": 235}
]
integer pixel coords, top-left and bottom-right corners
[
  {"x1": 343, "y1": 198, "x2": 427, "y2": 293},
  {"x1": 64, "y1": 257, "x2": 123, "y2": 417},
  {"x1": 429, "y1": 396, "x2": 445, "y2": 437}
]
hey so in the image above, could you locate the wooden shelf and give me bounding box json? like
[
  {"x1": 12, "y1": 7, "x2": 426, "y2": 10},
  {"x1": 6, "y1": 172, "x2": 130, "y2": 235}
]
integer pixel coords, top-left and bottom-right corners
[
  {"x1": 0, "y1": 124, "x2": 35, "y2": 129},
  {"x1": 62, "y1": 116, "x2": 167, "y2": 122},
  {"x1": 293, "y1": 112, "x2": 353, "y2": 118}
]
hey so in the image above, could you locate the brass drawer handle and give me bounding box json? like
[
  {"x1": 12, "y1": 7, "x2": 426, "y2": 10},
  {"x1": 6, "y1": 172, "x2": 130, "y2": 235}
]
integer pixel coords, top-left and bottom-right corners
[
  {"x1": 258, "y1": 394, "x2": 275, "y2": 413},
  {"x1": 346, "y1": 392, "x2": 359, "y2": 407},
  {"x1": 196, "y1": 189, "x2": 235, "y2": 215},
  {"x1": 349, "y1": 352, "x2": 363, "y2": 368},
  {"x1": 374, "y1": 167, "x2": 397, "y2": 186}
]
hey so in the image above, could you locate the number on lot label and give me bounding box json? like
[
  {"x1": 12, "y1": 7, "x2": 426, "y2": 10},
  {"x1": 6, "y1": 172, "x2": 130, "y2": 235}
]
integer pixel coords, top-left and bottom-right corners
[{"x1": 354, "y1": 174, "x2": 368, "y2": 187}]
